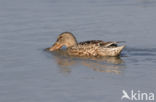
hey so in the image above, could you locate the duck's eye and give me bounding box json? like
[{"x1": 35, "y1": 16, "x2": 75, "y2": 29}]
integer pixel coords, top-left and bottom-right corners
[
  {"x1": 59, "y1": 36, "x2": 63, "y2": 39},
  {"x1": 57, "y1": 36, "x2": 63, "y2": 41}
]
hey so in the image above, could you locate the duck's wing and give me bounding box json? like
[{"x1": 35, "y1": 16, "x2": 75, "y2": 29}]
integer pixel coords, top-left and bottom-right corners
[
  {"x1": 100, "y1": 41, "x2": 125, "y2": 48},
  {"x1": 101, "y1": 42, "x2": 118, "y2": 47},
  {"x1": 79, "y1": 40, "x2": 125, "y2": 48}
]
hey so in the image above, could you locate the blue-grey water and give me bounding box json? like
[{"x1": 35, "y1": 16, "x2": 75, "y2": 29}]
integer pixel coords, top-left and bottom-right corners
[{"x1": 0, "y1": 0, "x2": 156, "y2": 102}]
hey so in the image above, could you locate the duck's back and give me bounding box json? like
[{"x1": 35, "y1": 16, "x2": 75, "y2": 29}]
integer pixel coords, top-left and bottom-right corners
[{"x1": 79, "y1": 40, "x2": 118, "y2": 47}]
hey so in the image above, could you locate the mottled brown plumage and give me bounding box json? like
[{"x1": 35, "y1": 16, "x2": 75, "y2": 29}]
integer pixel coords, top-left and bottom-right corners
[{"x1": 48, "y1": 32, "x2": 125, "y2": 57}]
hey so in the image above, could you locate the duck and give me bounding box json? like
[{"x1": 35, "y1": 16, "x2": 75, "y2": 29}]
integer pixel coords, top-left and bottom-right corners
[{"x1": 48, "y1": 32, "x2": 125, "y2": 57}]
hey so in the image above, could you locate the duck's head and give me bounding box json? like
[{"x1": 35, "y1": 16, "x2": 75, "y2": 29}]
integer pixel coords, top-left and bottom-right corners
[{"x1": 49, "y1": 32, "x2": 77, "y2": 51}]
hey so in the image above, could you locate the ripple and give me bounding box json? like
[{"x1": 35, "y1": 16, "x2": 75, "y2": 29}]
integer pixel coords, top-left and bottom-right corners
[
  {"x1": 123, "y1": 47, "x2": 156, "y2": 57},
  {"x1": 44, "y1": 50, "x2": 126, "y2": 74}
]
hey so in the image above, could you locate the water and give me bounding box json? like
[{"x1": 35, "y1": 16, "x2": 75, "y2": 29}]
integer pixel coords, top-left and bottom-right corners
[{"x1": 0, "y1": 0, "x2": 156, "y2": 102}]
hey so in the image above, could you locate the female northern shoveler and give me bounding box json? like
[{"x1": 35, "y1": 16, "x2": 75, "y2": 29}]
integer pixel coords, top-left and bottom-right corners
[{"x1": 48, "y1": 32, "x2": 125, "y2": 57}]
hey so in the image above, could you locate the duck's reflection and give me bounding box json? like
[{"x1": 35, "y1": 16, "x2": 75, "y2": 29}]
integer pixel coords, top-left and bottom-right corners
[{"x1": 51, "y1": 50, "x2": 125, "y2": 74}]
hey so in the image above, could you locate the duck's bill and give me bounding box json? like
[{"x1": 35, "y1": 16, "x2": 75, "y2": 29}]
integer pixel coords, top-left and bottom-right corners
[{"x1": 49, "y1": 43, "x2": 63, "y2": 51}]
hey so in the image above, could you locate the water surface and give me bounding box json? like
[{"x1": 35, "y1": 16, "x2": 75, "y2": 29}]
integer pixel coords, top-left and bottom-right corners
[{"x1": 0, "y1": 0, "x2": 156, "y2": 102}]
